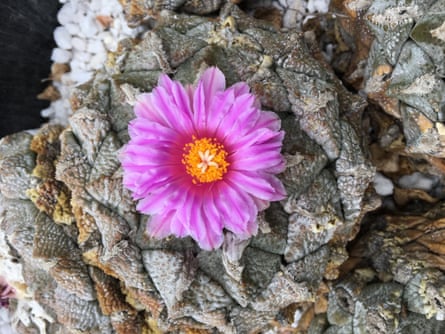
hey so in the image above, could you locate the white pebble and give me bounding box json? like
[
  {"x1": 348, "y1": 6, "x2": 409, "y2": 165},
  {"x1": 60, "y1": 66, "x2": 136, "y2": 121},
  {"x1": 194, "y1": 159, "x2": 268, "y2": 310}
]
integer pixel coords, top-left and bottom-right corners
[
  {"x1": 53, "y1": 26, "x2": 72, "y2": 50},
  {"x1": 87, "y1": 39, "x2": 105, "y2": 54},
  {"x1": 51, "y1": 48, "x2": 71, "y2": 64},
  {"x1": 68, "y1": 70, "x2": 93, "y2": 84},
  {"x1": 44, "y1": 0, "x2": 147, "y2": 123},
  {"x1": 71, "y1": 37, "x2": 87, "y2": 52},
  {"x1": 74, "y1": 51, "x2": 92, "y2": 63},
  {"x1": 79, "y1": 16, "x2": 99, "y2": 38},
  {"x1": 70, "y1": 58, "x2": 87, "y2": 72},
  {"x1": 307, "y1": 0, "x2": 330, "y2": 13},
  {"x1": 90, "y1": 0, "x2": 102, "y2": 12},
  {"x1": 57, "y1": 3, "x2": 75, "y2": 25},
  {"x1": 101, "y1": 31, "x2": 118, "y2": 51},
  {"x1": 90, "y1": 52, "x2": 107, "y2": 70},
  {"x1": 64, "y1": 22, "x2": 80, "y2": 36},
  {"x1": 373, "y1": 173, "x2": 394, "y2": 196},
  {"x1": 0, "y1": 308, "x2": 16, "y2": 334},
  {"x1": 398, "y1": 172, "x2": 436, "y2": 191}
]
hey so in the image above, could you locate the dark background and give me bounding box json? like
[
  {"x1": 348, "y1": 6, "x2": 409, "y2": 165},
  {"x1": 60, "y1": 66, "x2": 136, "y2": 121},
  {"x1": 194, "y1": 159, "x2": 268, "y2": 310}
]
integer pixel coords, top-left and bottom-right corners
[{"x1": 0, "y1": 0, "x2": 59, "y2": 138}]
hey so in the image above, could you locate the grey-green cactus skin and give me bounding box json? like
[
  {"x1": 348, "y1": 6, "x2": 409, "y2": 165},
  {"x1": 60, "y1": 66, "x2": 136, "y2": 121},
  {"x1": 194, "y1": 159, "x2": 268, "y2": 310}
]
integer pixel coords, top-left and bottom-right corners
[{"x1": 364, "y1": 0, "x2": 445, "y2": 157}]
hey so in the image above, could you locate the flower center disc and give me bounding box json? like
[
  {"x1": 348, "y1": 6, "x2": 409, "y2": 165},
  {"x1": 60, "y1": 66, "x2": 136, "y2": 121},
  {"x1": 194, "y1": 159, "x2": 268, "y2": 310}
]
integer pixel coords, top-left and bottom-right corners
[{"x1": 182, "y1": 137, "x2": 229, "y2": 184}]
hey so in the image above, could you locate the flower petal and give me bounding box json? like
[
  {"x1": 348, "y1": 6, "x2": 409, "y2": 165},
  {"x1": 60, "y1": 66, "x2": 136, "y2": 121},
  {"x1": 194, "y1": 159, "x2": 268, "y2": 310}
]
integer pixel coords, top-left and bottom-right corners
[
  {"x1": 134, "y1": 75, "x2": 194, "y2": 135},
  {"x1": 205, "y1": 88, "x2": 235, "y2": 136},
  {"x1": 230, "y1": 81, "x2": 250, "y2": 96},
  {"x1": 216, "y1": 94, "x2": 257, "y2": 138},
  {"x1": 255, "y1": 110, "x2": 282, "y2": 131},
  {"x1": 230, "y1": 144, "x2": 285, "y2": 173},
  {"x1": 228, "y1": 170, "x2": 286, "y2": 201},
  {"x1": 201, "y1": 190, "x2": 224, "y2": 235},
  {"x1": 146, "y1": 212, "x2": 174, "y2": 238},
  {"x1": 136, "y1": 183, "x2": 178, "y2": 214},
  {"x1": 213, "y1": 181, "x2": 257, "y2": 235},
  {"x1": 128, "y1": 118, "x2": 180, "y2": 142},
  {"x1": 200, "y1": 67, "x2": 226, "y2": 106},
  {"x1": 152, "y1": 85, "x2": 194, "y2": 135},
  {"x1": 169, "y1": 210, "x2": 188, "y2": 237},
  {"x1": 188, "y1": 195, "x2": 224, "y2": 250},
  {"x1": 193, "y1": 67, "x2": 227, "y2": 132}
]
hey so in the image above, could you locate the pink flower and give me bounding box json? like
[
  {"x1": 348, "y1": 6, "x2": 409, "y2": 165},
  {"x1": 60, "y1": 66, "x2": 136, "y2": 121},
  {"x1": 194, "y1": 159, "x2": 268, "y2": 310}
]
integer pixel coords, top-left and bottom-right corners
[
  {"x1": 0, "y1": 276, "x2": 16, "y2": 308},
  {"x1": 120, "y1": 67, "x2": 286, "y2": 250}
]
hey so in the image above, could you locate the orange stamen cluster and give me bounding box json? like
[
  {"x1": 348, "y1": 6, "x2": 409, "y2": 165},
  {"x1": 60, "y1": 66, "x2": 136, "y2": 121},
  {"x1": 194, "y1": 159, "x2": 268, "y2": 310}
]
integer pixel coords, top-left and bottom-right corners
[{"x1": 182, "y1": 136, "x2": 229, "y2": 184}]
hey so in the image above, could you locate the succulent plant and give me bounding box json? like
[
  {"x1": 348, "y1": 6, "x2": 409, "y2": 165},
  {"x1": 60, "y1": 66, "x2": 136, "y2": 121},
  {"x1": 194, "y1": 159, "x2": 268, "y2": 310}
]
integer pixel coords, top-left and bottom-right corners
[
  {"x1": 8, "y1": 1, "x2": 445, "y2": 333},
  {"x1": 0, "y1": 3, "x2": 378, "y2": 333}
]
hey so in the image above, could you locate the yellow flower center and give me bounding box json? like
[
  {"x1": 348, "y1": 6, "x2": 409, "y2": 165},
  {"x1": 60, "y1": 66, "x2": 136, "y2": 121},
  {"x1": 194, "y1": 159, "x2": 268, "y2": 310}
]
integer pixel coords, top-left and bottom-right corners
[{"x1": 182, "y1": 136, "x2": 229, "y2": 184}]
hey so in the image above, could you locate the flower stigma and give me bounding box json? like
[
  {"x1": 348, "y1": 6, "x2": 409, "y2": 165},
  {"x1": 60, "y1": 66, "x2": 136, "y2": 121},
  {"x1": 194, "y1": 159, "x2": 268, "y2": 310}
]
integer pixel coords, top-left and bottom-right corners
[{"x1": 182, "y1": 136, "x2": 229, "y2": 184}]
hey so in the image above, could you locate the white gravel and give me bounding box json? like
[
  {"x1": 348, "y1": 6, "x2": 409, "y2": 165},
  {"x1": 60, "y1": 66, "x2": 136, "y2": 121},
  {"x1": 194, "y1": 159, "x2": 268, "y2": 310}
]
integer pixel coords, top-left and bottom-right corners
[
  {"x1": 42, "y1": 0, "x2": 143, "y2": 125},
  {"x1": 373, "y1": 172, "x2": 394, "y2": 196},
  {"x1": 398, "y1": 172, "x2": 437, "y2": 191}
]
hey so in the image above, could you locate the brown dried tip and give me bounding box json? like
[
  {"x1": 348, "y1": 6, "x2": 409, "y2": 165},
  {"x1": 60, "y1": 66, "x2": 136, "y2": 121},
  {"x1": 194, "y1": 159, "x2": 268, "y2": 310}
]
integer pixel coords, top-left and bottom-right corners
[
  {"x1": 37, "y1": 85, "x2": 61, "y2": 102},
  {"x1": 50, "y1": 63, "x2": 70, "y2": 82},
  {"x1": 253, "y1": 7, "x2": 282, "y2": 29},
  {"x1": 96, "y1": 15, "x2": 114, "y2": 29}
]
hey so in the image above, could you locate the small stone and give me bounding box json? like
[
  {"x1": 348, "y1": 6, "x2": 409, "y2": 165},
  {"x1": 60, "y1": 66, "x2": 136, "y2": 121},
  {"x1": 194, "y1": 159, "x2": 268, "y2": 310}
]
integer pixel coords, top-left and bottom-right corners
[
  {"x1": 53, "y1": 26, "x2": 72, "y2": 50},
  {"x1": 373, "y1": 172, "x2": 394, "y2": 196},
  {"x1": 87, "y1": 39, "x2": 105, "y2": 54},
  {"x1": 68, "y1": 71, "x2": 93, "y2": 84},
  {"x1": 72, "y1": 37, "x2": 87, "y2": 52},
  {"x1": 398, "y1": 172, "x2": 436, "y2": 191},
  {"x1": 51, "y1": 48, "x2": 71, "y2": 64},
  {"x1": 64, "y1": 22, "x2": 80, "y2": 36},
  {"x1": 90, "y1": 53, "x2": 107, "y2": 70},
  {"x1": 57, "y1": 2, "x2": 75, "y2": 25},
  {"x1": 79, "y1": 16, "x2": 99, "y2": 38}
]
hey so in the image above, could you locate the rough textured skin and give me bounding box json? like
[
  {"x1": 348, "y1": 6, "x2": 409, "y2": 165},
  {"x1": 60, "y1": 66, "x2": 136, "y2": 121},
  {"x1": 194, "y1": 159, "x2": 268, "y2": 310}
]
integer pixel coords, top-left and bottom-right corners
[
  {"x1": 3, "y1": 2, "x2": 427, "y2": 333},
  {"x1": 336, "y1": 0, "x2": 445, "y2": 158},
  {"x1": 299, "y1": 1, "x2": 445, "y2": 332},
  {"x1": 118, "y1": 0, "x2": 225, "y2": 26}
]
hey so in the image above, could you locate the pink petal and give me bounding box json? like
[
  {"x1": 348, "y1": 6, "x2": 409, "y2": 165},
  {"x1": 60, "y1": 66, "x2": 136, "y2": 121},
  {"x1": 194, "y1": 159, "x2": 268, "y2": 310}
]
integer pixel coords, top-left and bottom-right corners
[
  {"x1": 192, "y1": 67, "x2": 227, "y2": 133},
  {"x1": 216, "y1": 94, "x2": 257, "y2": 138},
  {"x1": 230, "y1": 82, "x2": 250, "y2": 96},
  {"x1": 166, "y1": 185, "x2": 196, "y2": 238},
  {"x1": 134, "y1": 75, "x2": 194, "y2": 135},
  {"x1": 169, "y1": 211, "x2": 188, "y2": 237},
  {"x1": 146, "y1": 212, "x2": 174, "y2": 238},
  {"x1": 189, "y1": 196, "x2": 224, "y2": 250},
  {"x1": 193, "y1": 80, "x2": 207, "y2": 130},
  {"x1": 255, "y1": 110, "x2": 282, "y2": 131},
  {"x1": 190, "y1": 204, "x2": 224, "y2": 250},
  {"x1": 123, "y1": 169, "x2": 177, "y2": 199},
  {"x1": 228, "y1": 170, "x2": 286, "y2": 201},
  {"x1": 136, "y1": 183, "x2": 178, "y2": 214},
  {"x1": 253, "y1": 197, "x2": 270, "y2": 211},
  {"x1": 122, "y1": 146, "x2": 179, "y2": 168},
  {"x1": 201, "y1": 191, "x2": 224, "y2": 235},
  {"x1": 230, "y1": 146, "x2": 285, "y2": 173},
  {"x1": 174, "y1": 185, "x2": 199, "y2": 234},
  {"x1": 128, "y1": 119, "x2": 180, "y2": 142},
  {"x1": 134, "y1": 93, "x2": 164, "y2": 124},
  {"x1": 152, "y1": 85, "x2": 194, "y2": 135},
  {"x1": 205, "y1": 88, "x2": 236, "y2": 137},
  {"x1": 225, "y1": 126, "x2": 280, "y2": 150},
  {"x1": 244, "y1": 219, "x2": 259, "y2": 237},
  {"x1": 199, "y1": 67, "x2": 226, "y2": 105},
  {"x1": 213, "y1": 182, "x2": 257, "y2": 235}
]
